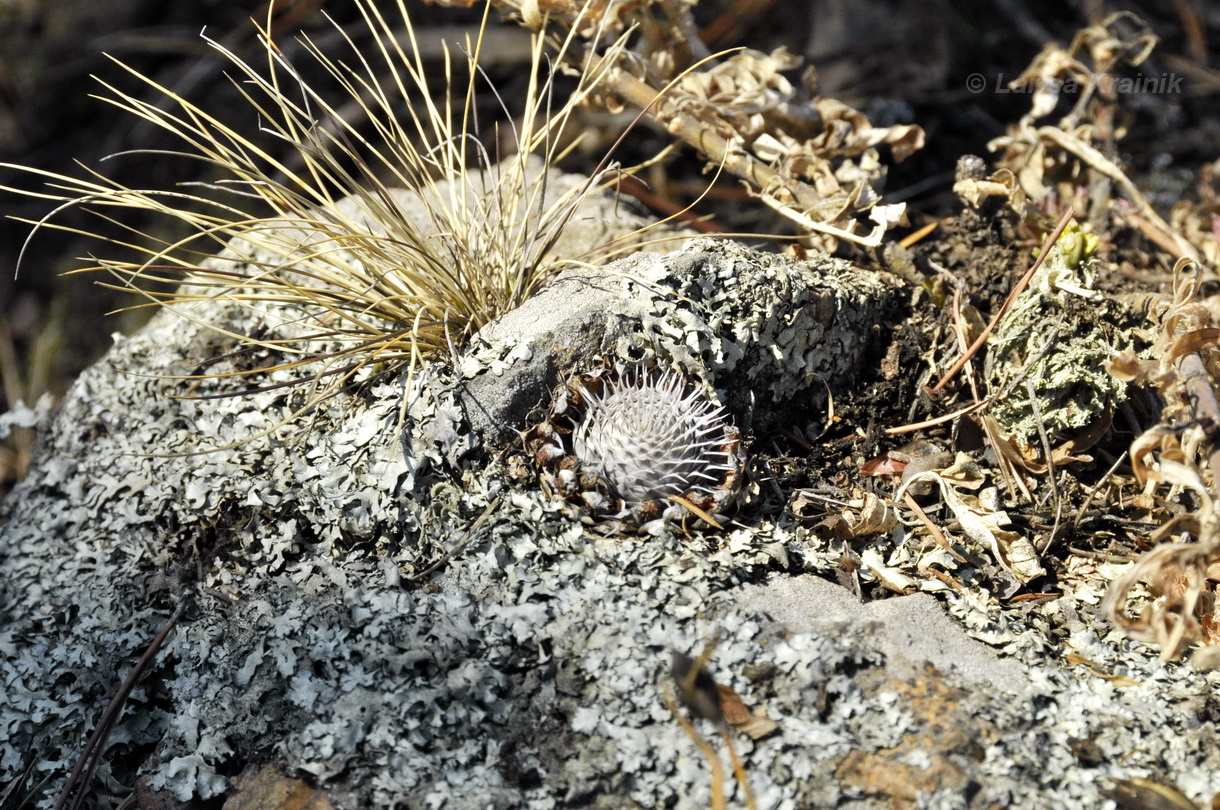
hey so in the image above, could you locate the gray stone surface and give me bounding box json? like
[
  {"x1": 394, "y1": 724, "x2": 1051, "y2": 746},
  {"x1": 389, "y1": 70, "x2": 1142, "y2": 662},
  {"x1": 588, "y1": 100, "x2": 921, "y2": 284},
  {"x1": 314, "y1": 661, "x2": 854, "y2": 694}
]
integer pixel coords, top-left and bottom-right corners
[
  {"x1": 735, "y1": 574, "x2": 1031, "y2": 695},
  {"x1": 456, "y1": 237, "x2": 895, "y2": 446}
]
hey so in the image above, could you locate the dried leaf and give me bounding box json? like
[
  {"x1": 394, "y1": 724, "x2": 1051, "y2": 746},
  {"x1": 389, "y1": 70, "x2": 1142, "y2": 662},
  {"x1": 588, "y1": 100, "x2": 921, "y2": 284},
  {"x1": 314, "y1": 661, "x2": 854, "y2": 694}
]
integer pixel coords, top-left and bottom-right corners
[
  {"x1": 1106, "y1": 348, "x2": 1153, "y2": 382},
  {"x1": 735, "y1": 713, "x2": 781, "y2": 740},
  {"x1": 897, "y1": 471, "x2": 1047, "y2": 584},
  {"x1": 667, "y1": 45, "x2": 921, "y2": 248},
  {"x1": 861, "y1": 547, "x2": 919, "y2": 593},
  {"x1": 860, "y1": 454, "x2": 906, "y2": 477},
  {"x1": 1188, "y1": 644, "x2": 1220, "y2": 669},
  {"x1": 714, "y1": 684, "x2": 782, "y2": 741},
  {"x1": 1102, "y1": 534, "x2": 1215, "y2": 660},
  {"x1": 953, "y1": 166, "x2": 1026, "y2": 215},
  {"x1": 1102, "y1": 777, "x2": 1201, "y2": 810},
  {"x1": 715, "y1": 684, "x2": 752, "y2": 726},
  {"x1": 1064, "y1": 652, "x2": 1140, "y2": 688},
  {"x1": 940, "y1": 452, "x2": 987, "y2": 490},
  {"x1": 842, "y1": 492, "x2": 899, "y2": 537}
]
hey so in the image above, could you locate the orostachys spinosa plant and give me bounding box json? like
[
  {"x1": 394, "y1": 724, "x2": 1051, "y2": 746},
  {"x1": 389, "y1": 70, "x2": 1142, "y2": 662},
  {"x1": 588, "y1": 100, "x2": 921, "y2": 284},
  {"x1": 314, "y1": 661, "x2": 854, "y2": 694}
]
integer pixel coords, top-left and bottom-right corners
[
  {"x1": 2, "y1": 0, "x2": 640, "y2": 445},
  {"x1": 531, "y1": 362, "x2": 746, "y2": 531}
]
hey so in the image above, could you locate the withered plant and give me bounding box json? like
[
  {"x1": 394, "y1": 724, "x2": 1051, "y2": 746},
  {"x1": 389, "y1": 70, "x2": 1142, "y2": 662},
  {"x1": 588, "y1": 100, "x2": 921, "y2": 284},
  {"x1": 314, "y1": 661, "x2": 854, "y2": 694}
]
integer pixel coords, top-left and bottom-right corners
[
  {"x1": 1104, "y1": 259, "x2": 1220, "y2": 664},
  {"x1": 2, "y1": 0, "x2": 638, "y2": 442}
]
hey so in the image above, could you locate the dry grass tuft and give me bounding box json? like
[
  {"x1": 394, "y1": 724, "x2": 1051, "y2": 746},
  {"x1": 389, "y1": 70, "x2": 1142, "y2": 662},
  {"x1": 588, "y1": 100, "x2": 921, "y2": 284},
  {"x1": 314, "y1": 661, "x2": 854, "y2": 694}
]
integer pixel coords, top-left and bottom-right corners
[{"x1": 2, "y1": 0, "x2": 634, "y2": 426}]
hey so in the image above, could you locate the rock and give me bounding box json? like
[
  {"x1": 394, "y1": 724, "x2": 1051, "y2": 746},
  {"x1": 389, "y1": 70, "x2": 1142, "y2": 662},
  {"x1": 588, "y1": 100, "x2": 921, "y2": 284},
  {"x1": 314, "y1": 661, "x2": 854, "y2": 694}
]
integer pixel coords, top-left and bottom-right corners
[
  {"x1": 457, "y1": 237, "x2": 896, "y2": 446},
  {"x1": 735, "y1": 573, "x2": 1031, "y2": 694},
  {"x1": 2, "y1": 205, "x2": 1219, "y2": 809}
]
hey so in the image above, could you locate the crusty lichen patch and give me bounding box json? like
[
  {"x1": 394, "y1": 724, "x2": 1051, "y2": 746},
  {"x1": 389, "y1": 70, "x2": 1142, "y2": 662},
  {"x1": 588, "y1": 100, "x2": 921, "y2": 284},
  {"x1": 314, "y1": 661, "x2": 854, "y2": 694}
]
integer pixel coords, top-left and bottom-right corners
[
  {"x1": 986, "y1": 233, "x2": 1147, "y2": 444},
  {"x1": 457, "y1": 237, "x2": 899, "y2": 447},
  {"x1": 2, "y1": 234, "x2": 1219, "y2": 809}
]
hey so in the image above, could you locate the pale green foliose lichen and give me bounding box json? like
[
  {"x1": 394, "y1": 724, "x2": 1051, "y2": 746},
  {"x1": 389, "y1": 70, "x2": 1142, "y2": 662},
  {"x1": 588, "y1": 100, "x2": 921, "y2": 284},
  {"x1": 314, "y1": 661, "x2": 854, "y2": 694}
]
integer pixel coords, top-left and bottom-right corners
[
  {"x1": 2, "y1": 233, "x2": 1217, "y2": 810},
  {"x1": 986, "y1": 225, "x2": 1143, "y2": 443}
]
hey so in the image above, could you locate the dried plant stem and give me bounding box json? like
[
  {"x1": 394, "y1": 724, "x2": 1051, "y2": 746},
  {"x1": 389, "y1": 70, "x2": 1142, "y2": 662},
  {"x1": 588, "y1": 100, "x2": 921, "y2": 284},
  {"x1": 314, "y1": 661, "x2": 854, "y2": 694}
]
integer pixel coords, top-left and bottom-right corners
[
  {"x1": 407, "y1": 496, "x2": 501, "y2": 583},
  {"x1": 665, "y1": 686, "x2": 727, "y2": 810},
  {"x1": 1025, "y1": 378, "x2": 1064, "y2": 553},
  {"x1": 1070, "y1": 450, "x2": 1127, "y2": 539},
  {"x1": 668, "y1": 494, "x2": 725, "y2": 530},
  {"x1": 607, "y1": 69, "x2": 891, "y2": 246},
  {"x1": 902, "y1": 490, "x2": 970, "y2": 564},
  {"x1": 1175, "y1": 351, "x2": 1220, "y2": 496},
  {"x1": 885, "y1": 398, "x2": 991, "y2": 435},
  {"x1": 719, "y1": 728, "x2": 758, "y2": 810},
  {"x1": 609, "y1": 72, "x2": 790, "y2": 199},
  {"x1": 53, "y1": 602, "x2": 185, "y2": 810}
]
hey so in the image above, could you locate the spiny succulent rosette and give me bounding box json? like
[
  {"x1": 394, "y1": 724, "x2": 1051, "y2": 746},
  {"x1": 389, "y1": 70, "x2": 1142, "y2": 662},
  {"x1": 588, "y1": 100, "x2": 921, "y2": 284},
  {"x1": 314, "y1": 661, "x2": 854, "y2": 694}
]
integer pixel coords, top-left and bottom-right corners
[{"x1": 530, "y1": 362, "x2": 745, "y2": 531}]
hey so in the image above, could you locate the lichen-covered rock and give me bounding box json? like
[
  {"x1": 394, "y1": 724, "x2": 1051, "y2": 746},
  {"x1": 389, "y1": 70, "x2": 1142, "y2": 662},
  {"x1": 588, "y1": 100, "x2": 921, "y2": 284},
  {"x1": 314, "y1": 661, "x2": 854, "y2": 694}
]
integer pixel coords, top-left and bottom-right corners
[
  {"x1": 456, "y1": 237, "x2": 896, "y2": 446},
  {"x1": 2, "y1": 231, "x2": 1220, "y2": 810},
  {"x1": 985, "y1": 230, "x2": 1147, "y2": 444}
]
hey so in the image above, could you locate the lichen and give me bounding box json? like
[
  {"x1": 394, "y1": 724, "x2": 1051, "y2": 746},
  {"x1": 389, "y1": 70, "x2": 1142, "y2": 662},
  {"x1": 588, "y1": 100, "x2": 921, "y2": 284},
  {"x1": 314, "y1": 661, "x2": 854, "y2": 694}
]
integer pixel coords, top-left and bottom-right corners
[
  {"x1": 987, "y1": 230, "x2": 1146, "y2": 443},
  {"x1": 2, "y1": 235, "x2": 1219, "y2": 809},
  {"x1": 457, "y1": 237, "x2": 898, "y2": 446}
]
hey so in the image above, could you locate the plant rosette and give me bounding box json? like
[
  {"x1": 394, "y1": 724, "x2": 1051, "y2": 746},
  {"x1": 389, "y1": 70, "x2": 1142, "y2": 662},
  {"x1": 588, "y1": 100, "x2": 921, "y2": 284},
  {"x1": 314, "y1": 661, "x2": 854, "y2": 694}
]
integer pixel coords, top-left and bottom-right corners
[{"x1": 530, "y1": 361, "x2": 745, "y2": 533}]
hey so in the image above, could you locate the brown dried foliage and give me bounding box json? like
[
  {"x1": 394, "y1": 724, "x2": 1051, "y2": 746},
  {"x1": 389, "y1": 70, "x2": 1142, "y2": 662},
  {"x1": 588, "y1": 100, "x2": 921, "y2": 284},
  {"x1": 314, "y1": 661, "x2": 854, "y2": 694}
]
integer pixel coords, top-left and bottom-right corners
[
  {"x1": 448, "y1": 0, "x2": 923, "y2": 248},
  {"x1": 1103, "y1": 259, "x2": 1220, "y2": 664}
]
